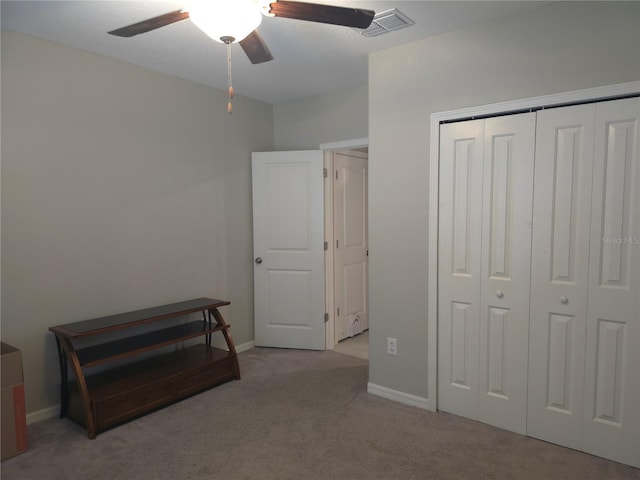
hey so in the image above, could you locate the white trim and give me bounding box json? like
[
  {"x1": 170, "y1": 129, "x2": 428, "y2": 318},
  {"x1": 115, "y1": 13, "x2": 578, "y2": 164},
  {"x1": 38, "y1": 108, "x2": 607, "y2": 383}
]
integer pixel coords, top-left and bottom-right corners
[
  {"x1": 235, "y1": 340, "x2": 255, "y2": 353},
  {"x1": 27, "y1": 405, "x2": 59, "y2": 424},
  {"x1": 319, "y1": 137, "x2": 368, "y2": 151},
  {"x1": 427, "y1": 109, "x2": 440, "y2": 413},
  {"x1": 427, "y1": 81, "x2": 640, "y2": 415},
  {"x1": 367, "y1": 382, "x2": 430, "y2": 410},
  {"x1": 435, "y1": 82, "x2": 640, "y2": 122},
  {"x1": 324, "y1": 151, "x2": 336, "y2": 350}
]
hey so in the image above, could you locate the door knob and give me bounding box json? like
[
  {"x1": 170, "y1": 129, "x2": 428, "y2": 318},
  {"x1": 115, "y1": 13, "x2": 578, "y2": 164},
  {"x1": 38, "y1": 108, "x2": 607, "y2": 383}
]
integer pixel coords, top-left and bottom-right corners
[
  {"x1": 255, "y1": 257, "x2": 263, "y2": 264},
  {"x1": 560, "y1": 296, "x2": 568, "y2": 305},
  {"x1": 496, "y1": 290, "x2": 504, "y2": 298}
]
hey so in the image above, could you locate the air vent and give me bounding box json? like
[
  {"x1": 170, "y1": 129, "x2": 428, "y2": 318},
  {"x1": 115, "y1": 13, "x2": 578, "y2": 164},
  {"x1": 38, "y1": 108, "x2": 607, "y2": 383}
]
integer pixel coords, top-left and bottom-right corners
[{"x1": 358, "y1": 9, "x2": 415, "y2": 37}]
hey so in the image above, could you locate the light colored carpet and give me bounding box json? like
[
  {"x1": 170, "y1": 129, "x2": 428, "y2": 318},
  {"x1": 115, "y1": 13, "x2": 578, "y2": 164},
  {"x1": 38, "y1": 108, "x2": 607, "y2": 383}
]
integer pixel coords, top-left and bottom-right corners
[
  {"x1": 332, "y1": 330, "x2": 369, "y2": 360},
  {"x1": 1, "y1": 347, "x2": 638, "y2": 480}
]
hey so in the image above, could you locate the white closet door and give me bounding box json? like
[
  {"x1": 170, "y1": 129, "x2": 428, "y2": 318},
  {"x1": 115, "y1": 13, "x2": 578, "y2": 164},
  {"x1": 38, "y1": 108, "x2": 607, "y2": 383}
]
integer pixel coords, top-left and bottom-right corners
[
  {"x1": 582, "y1": 97, "x2": 640, "y2": 467},
  {"x1": 438, "y1": 119, "x2": 484, "y2": 420},
  {"x1": 478, "y1": 113, "x2": 535, "y2": 434},
  {"x1": 439, "y1": 97, "x2": 638, "y2": 467},
  {"x1": 527, "y1": 104, "x2": 595, "y2": 448},
  {"x1": 438, "y1": 114, "x2": 535, "y2": 433}
]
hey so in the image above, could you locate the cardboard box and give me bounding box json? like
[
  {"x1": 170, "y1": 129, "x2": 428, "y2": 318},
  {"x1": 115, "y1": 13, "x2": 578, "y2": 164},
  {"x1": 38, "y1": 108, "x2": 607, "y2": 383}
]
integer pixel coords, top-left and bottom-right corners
[{"x1": 1, "y1": 342, "x2": 28, "y2": 461}]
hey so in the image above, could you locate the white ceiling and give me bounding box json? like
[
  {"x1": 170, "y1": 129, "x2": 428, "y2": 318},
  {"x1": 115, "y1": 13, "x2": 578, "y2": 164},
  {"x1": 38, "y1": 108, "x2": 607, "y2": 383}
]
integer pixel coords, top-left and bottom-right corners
[{"x1": 1, "y1": 1, "x2": 550, "y2": 104}]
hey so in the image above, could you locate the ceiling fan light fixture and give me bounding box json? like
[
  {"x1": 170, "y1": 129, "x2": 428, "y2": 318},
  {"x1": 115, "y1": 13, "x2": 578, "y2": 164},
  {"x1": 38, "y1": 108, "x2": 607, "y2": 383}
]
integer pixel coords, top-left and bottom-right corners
[{"x1": 188, "y1": 1, "x2": 263, "y2": 43}]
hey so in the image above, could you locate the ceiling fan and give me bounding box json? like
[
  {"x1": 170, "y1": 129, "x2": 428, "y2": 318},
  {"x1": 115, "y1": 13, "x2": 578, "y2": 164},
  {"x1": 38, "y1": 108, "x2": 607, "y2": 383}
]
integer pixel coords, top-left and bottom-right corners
[
  {"x1": 108, "y1": 1, "x2": 375, "y2": 64},
  {"x1": 108, "y1": 1, "x2": 375, "y2": 112}
]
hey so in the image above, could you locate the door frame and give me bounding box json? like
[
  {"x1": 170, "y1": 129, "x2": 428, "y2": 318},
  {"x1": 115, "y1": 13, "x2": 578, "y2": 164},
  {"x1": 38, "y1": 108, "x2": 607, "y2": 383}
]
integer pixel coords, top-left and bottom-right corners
[
  {"x1": 320, "y1": 138, "x2": 368, "y2": 350},
  {"x1": 427, "y1": 82, "x2": 640, "y2": 413}
]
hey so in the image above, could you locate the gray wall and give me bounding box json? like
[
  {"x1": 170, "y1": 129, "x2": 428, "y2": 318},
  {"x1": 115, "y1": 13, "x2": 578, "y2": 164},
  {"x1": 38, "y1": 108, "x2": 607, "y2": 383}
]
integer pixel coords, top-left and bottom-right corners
[
  {"x1": 367, "y1": 1, "x2": 640, "y2": 401},
  {"x1": 274, "y1": 83, "x2": 368, "y2": 149},
  {"x1": 1, "y1": 30, "x2": 274, "y2": 413}
]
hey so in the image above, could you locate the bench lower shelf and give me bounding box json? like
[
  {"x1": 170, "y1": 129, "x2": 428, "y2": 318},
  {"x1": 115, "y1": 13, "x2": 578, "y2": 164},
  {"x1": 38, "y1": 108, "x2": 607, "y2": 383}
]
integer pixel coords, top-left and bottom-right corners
[{"x1": 67, "y1": 344, "x2": 239, "y2": 436}]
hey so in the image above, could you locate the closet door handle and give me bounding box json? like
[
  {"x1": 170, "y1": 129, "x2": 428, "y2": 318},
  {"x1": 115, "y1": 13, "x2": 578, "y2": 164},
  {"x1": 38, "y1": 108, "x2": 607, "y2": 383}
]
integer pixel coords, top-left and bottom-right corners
[
  {"x1": 255, "y1": 257, "x2": 263, "y2": 264},
  {"x1": 560, "y1": 296, "x2": 568, "y2": 305},
  {"x1": 496, "y1": 290, "x2": 504, "y2": 298}
]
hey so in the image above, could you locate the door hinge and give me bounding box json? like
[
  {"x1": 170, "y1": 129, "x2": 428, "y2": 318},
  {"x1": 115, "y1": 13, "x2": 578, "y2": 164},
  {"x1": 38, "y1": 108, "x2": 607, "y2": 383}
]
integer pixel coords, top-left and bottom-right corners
[
  {"x1": 337, "y1": 307, "x2": 340, "y2": 317},
  {"x1": 336, "y1": 239, "x2": 339, "y2": 248},
  {"x1": 323, "y1": 168, "x2": 328, "y2": 178},
  {"x1": 324, "y1": 313, "x2": 329, "y2": 323},
  {"x1": 335, "y1": 170, "x2": 338, "y2": 180},
  {"x1": 324, "y1": 241, "x2": 328, "y2": 251}
]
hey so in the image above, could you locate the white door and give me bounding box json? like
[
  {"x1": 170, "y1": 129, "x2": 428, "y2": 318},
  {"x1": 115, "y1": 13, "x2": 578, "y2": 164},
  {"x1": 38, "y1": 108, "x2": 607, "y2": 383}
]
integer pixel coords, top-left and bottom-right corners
[
  {"x1": 333, "y1": 151, "x2": 368, "y2": 342},
  {"x1": 252, "y1": 151, "x2": 325, "y2": 350},
  {"x1": 582, "y1": 98, "x2": 639, "y2": 467},
  {"x1": 437, "y1": 119, "x2": 484, "y2": 420},
  {"x1": 527, "y1": 98, "x2": 640, "y2": 467},
  {"x1": 527, "y1": 103, "x2": 595, "y2": 449},
  {"x1": 438, "y1": 113, "x2": 535, "y2": 434},
  {"x1": 478, "y1": 113, "x2": 535, "y2": 434},
  {"x1": 438, "y1": 97, "x2": 639, "y2": 467}
]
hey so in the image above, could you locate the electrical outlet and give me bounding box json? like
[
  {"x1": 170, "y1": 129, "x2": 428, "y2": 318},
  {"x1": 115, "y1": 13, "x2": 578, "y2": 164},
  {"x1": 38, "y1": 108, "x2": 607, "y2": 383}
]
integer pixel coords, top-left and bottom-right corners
[{"x1": 387, "y1": 337, "x2": 397, "y2": 356}]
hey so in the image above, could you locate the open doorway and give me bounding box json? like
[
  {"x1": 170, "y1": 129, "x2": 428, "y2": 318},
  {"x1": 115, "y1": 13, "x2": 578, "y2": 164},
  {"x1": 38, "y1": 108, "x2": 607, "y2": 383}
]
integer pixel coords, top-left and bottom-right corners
[
  {"x1": 333, "y1": 330, "x2": 369, "y2": 359},
  {"x1": 323, "y1": 145, "x2": 369, "y2": 360}
]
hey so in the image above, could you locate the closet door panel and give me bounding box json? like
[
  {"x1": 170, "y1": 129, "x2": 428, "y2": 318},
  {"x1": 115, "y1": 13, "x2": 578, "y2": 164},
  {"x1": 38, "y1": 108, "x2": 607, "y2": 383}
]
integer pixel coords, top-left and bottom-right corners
[
  {"x1": 527, "y1": 104, "x2": 594, "y2": 449},
  {"x1": 438, "y1": 120, "x2": 484, "y2": 419},
  {"x1": 583, "y1": 97, "x2": 640, "y2": 467},
  {"x1": 478, "y1": 113, "x2": 535, "y2": 434}
]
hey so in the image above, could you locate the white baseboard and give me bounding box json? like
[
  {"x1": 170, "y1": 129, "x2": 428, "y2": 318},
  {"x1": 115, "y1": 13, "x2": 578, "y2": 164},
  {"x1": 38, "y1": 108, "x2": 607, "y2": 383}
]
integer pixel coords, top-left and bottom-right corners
[
  {"x1": 367, "y1": 382, "x2": 431, "y2": 411},
  {"x1": 235, "y1": 340, "x2": 255, "y2": 353},
  {"x1": 27, "y1": 405, "x2": 59, "y2": 425}
]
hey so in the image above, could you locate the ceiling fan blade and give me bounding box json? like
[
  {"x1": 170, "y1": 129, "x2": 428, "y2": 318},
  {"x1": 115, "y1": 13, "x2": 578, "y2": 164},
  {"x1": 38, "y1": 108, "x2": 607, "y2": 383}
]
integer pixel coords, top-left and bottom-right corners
[
  {"x1": 239, "y1": 30, "x2": 274, "y2": 65},
  {"x1": 108, "y1": 10, "x2": 189, "y2": 37},
  {"x1": 268, "y1": 1, "x2": 374, "y2": 29}
]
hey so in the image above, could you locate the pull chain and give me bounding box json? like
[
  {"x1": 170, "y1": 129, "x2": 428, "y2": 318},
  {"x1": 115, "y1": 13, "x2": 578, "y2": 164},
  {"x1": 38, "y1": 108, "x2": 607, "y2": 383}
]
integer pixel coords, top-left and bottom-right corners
[{"x1": 221, "y1": 36, "x2": 235, "y2": 114}]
